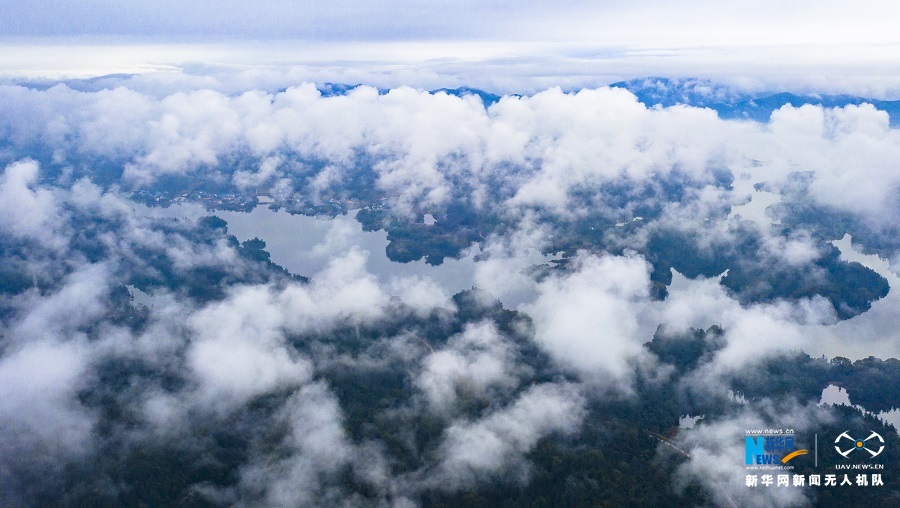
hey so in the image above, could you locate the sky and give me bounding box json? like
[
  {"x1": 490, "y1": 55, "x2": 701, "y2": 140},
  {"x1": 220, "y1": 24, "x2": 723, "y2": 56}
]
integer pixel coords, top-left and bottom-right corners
[
  {"x1": 3, "y1": 1, "x2": 899, "y2": 45},
  {"x1": 3, "y1": 1, "x2": 900, "y2": 95}
]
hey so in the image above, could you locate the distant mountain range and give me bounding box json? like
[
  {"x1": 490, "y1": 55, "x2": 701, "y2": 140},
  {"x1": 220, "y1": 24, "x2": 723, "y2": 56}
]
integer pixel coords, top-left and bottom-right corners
[
  {"x1": 319, "y1": 83, "x2": 504, "y2": 106},
  {"x1": 610, "y1": 77, "x2": 900, "y2": 126},
  {"x1": 431, "y1": 79, "x2": 900, "y2": 126}
]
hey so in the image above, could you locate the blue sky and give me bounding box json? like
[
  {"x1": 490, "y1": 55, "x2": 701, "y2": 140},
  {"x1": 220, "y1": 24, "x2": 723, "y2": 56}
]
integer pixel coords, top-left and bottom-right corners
[
  {"x1": 2, "y1": 1, "x2": 900, "y2": 95},
  {"x1": 3, "y1": 1, "x2": 897, "y2": 45}
]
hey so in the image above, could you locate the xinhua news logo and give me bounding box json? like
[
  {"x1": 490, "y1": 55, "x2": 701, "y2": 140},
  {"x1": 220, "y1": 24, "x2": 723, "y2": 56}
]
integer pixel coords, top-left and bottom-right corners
[{"x1": 745, "y1": 431, "x2": 808, "y2": 466}]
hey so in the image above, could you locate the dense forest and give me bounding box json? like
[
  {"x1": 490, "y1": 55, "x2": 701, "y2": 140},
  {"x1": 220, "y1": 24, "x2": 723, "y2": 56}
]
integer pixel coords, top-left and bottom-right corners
[{"x1": 2, "y1": 206, "x2": 897, "y2": 506}]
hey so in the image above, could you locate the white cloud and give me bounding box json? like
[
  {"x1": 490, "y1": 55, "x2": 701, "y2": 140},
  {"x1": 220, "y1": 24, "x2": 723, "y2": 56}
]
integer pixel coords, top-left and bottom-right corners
[
  {"x1": 432, "y1": 382, "x2": 585, "y2": 490},
  {"x1": 653, "y1": 270, "x2": 844, "y2": 387},
  {"x1": 237, "y1": 382, "x2": 358, "y2": 507},
  {"x1": 748, "y1": 103, "x2": 900, "y2": 227},
  {"x1": 0, "y1": 159, "x2": 58, "y2": 241},
  {"x1": 389, "y1": 275, "x2": 456, "y2": 316},
  {"x1": 523, "y1": 253, "x2": 655, "y2": 384},
  {"x1": 233, "y1": 155, "x2": 281, "y2": 190},
  {"x1": 182, "y1": 248, "x2": 415, "y2": 410},
  {"x1": 12, "y1": 264, "x2": 111, "y2": 344},
  {"x1": 279, "y1": 248, "x2": 389, "y2": 332},
  {"x1": 0, "y1": 340, "x2": 93, "y2": 462},
  {"x1": 1, "y1": 81, "x2": 897, "y2": 243},
  {"x1": 188, "y1": 285, "x2": 313, "y2": 409},
  {"x1": 416, "y1": 321, "x2": 521, "y2": 412}
]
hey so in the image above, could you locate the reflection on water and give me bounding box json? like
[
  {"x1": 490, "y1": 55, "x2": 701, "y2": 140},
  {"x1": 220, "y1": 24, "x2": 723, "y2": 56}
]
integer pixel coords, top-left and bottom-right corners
[
  {"x1": 819, "y1": 384, "x2": 851, "y2": 406},
  {"x1": 878, "y1": 408, "x2": 900, "y2": 431},
  {"x1": 810, "y1": 235, "x2": 900, "y2": 360},
  {"x1": 678, "y1": 414, "x2": 703, "y2": 429},
  {"x1": 728, "y1": 189, "x2": 782, "y2": 225},
  {"x1": 129, "y1": 202, "x2": 556, "y2": 308},
  {"x1": 128, "y1": 202, "x2": 897, "y2": 360},
  {"x1": 215, "y1": 207, "x2": 479, "y2": 295},
  {"x1": 820, "y1": 384, "x2": 899, "y2": 431}
]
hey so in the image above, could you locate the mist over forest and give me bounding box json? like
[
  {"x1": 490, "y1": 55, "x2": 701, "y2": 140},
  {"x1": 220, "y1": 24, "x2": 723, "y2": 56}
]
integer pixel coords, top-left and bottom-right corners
[{"x1": 0, "y1": 69, "x2": 899, "y2": 507}]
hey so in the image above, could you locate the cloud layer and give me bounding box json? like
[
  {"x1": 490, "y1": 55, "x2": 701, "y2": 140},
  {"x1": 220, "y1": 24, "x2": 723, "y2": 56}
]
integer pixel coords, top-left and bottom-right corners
[{"x1": 0, "y1": 73, "x2": 897, "y2": 506}]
